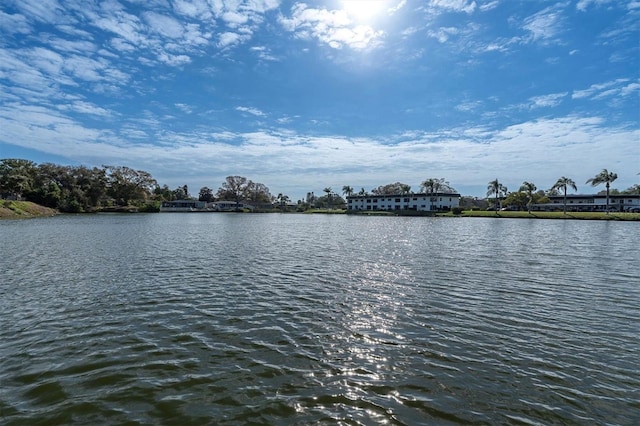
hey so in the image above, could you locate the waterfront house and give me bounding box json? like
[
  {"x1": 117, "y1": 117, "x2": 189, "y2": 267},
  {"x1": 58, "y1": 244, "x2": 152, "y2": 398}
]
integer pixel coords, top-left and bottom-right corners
[
  {"x1": 209, "y1": 201, "x2": 254, "y2": 211},
  {"x1": 347, "y1": 192, "x2": 460, "y2": 212},
  {"x1": 160, "y1": 200, "x2": 206, "y2": 212},
  {"x1": 531, "y1": 194, "x2": 640, "y2": 212}
]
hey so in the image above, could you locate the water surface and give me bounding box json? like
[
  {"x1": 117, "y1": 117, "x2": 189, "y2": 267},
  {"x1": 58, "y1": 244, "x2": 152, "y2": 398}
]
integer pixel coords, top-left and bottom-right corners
[{"x1": 1, "y1": 214, "x2": 638, "y2": 424}]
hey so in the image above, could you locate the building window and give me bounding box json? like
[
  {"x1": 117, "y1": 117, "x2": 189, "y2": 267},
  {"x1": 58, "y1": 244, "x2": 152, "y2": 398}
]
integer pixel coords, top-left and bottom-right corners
[{"x1": 395, "y1": 198, "x2": 400, "y2": 202}]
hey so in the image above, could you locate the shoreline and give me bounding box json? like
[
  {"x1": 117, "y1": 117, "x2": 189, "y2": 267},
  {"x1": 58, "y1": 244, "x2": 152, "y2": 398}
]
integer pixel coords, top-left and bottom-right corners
[
  {"x1": 2, "y1": 201, "x2": 639, "y2": 221},
  {"x1": 0, "y1": 201, "x2": 57, "y2": 219}
]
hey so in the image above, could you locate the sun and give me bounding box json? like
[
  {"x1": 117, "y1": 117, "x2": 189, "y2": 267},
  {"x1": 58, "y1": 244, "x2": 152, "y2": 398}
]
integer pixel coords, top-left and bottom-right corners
[{"x1": 342, "y1": 0, "x2": 387, "y2": 22}]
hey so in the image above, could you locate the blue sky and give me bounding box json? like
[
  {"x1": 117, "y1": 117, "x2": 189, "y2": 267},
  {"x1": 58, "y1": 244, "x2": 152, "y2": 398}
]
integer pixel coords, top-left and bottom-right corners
[{"x1": 1, "y1": 0, "x2": 638, "y2": 200}]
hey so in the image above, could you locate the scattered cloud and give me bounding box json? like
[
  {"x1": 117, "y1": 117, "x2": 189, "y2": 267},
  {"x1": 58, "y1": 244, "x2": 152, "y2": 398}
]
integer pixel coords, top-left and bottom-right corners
[
  {"x1": 529, "y1": 92, "x2": 567, "y2": 109},
  {"x1": 521, "y1": 4, "x2": 565, "y2": 44},
  {"x1": 0, "y1": 0, "x2": 637, "y2": 197},
  {"x1": 236, "y1": 106, "x2": 266, "y2": 117},
  {"x1": 576, "y1": 0, "x2": 616, "y2": 12},
  {"x1": 429, "y1": 0, "x2": 477, "y2": 14},
  {"x1": 571, "y1": 78, "x2": 630, "y2": 100}
]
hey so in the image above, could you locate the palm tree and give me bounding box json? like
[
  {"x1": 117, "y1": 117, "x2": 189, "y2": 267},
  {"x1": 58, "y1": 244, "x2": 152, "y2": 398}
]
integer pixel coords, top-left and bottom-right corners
[
  {"x1": 551, "y1": 176, "x2": 577, "y2": 214},
  {"x1": 586, "y1": 169, "x2": 618, "y2": 213},
  {"x1": 276, "y1": 193, "x2": 290, "y2": 210},
  {"x1": 323, "y1": 187, "x2": 332, "y2": 209},
  {"x1": 342, "y1": 185, "x2": 353, "y2": 198},
  {"x1": 486, "y1": 179, "x2": 507, "y2": 210},
  {"x1": 358, "y1": 187, "x2": 367, "y2": 196},
  {"x1": 520, "y1": 181, "x2": 537, "y2": 212},
  {"x1": 421, "y1": 178, "x2": 441, "y2": 212},
  {"x1": 399, "y1": 184, "x2": 411, "y2": 210}
]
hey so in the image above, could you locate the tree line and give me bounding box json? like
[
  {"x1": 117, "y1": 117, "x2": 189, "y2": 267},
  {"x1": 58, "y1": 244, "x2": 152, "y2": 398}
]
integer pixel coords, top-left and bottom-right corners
[
  {"x1": 2, "y1": 158, "x2": 637, "y2": 213},
  {"x1": 486, "y1": 169, "x2": 639, "y2": 213},
  {"x1": 0, "y1": 159, "x2": 279, "y2": 213}
]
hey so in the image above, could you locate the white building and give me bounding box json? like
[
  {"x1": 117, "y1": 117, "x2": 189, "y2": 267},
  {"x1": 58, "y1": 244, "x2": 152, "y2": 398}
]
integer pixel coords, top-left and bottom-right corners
[
  {"x1": 347, "y1": 192, "x2": 460, "y2": 212},
  {"x1": 533, "y1": 194, "x2": 640, "y2": 212}
]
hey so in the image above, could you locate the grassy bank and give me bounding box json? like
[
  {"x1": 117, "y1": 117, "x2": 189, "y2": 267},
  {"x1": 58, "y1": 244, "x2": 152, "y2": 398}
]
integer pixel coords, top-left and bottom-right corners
[
  {"x1": 456, "y1": 210, "x2": 640, "y2": 221},
  {"x1": 0, "y1": 201, "x2": 57, "y2": 219}
]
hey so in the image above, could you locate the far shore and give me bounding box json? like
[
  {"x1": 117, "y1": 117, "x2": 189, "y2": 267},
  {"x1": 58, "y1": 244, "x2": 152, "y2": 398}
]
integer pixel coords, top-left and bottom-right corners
[{"x1": 2, "y1": 201, "x2": 639, "y2": 221}]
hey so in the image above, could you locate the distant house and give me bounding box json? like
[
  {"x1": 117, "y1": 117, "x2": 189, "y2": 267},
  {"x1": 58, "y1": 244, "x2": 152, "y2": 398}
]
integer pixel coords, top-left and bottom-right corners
[
  {"x1": 209, "y1": 201, "x2": 253, "y2": 211},
  {"x1": 347, "y1": 192, "x2": 460, "y2": 212},
  {"x1": 160, "y1": 200, "x2": 206, "y2": 212},
  {"x1": 532, "y1": 194, "x2": 640, "y2": 212}
]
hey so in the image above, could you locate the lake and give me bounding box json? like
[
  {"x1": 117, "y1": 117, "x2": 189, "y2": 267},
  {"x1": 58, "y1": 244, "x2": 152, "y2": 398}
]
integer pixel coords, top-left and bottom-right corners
[{"x1": 1, "y1": 213, "x2": 638, "y2": 425}]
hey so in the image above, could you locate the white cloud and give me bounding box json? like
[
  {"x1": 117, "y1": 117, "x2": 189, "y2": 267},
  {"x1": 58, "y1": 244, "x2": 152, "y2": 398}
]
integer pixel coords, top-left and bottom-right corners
[
  {"x1": 430, "y1": 0, "x2": 477, "y2": 14},
  {"x1": 478, "y1": 1, "x2": 499, "y2": 12},
  {"x1": 576, "y1": 0, "x2": 615, "y2": 12},
  {"x1": 279, "y1": 4, "x2": 384, "y2": 50},
  {"x1": 175, "y1": 103, "x2": 193, "y2": 114},
  {"x1": 173, "y1": 0, "x2": 213, "y2": 19},
  {"x1": 521, "y1": 5, "x2": 565, "y2": 44},
  {"x1": 143, "y1": 12, "x2": 185, "y2": 39},
  {"x1": 222, "y1": 11, "x2": 249, "y2": 27},
  {"x1": 0, "y1": 9, "x2": 32, "y2": 34},
  {"x1": 620, "y1": 82, "x2": 640, "y2": 97},
  {"x1": 1, "y1": 97, "x2": 637, "y2": 198},
  {"x1": 11, "y1": 0, "x2": 68, "y2": 24},
  {"x1": 157, "y1": 52, "x2": 191, "y2": 66},
  {"x1": 236, "y1": 106, "x2": 266, "y2": 117},
  {"x1": 572, "y1": 78, "x2": 629, "y2": 100},
  {"x1": 428, "y1": 27, "x2": 459, "y2": 43},
  {"x1": 529, "y1": 92, "x2": 567, "y2": 109},
  {"x1": 218, "y1": 32, "x2": 249, "y2": 48},
  {"x1": 61, "y1": 101, "x2": 114, "y2": 117}
]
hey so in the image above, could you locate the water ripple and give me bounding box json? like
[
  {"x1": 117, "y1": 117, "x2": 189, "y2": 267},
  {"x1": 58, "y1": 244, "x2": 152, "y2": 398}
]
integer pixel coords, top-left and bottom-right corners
[{"x1": 1, "y1": 214, "x2": 639, "y2": 424}]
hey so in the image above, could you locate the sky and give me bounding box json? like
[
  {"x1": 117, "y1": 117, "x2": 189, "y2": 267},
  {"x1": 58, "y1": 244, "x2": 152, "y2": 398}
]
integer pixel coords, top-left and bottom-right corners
[{"x1": 0, "y1": 0, "x2": 638, "y2": 200}]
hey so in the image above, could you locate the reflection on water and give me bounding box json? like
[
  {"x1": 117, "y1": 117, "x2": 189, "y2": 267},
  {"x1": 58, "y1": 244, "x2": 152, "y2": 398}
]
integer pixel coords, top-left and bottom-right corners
[{"x1": 1, "y1": 214, "x2": 639, "y2": 424}]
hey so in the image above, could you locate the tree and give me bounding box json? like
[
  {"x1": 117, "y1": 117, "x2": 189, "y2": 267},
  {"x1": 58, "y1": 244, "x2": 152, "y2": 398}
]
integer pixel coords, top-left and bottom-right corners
[
  {"x1": 323, "y1": 187, "x2": 332, "y2": 209},
  {"x1": 0, "y1": 159, "x2": 36, "y2": 199},
  {"x1": 245, "y1": 181, "x2": 272, "y2": 204},
  {"x1": 586, "y1": 169, "x2": 618, "y2": 213},
  {"x1": 371, "y1": 182, "x2": 411, "y2": 195},
  {"x1": 276, "y1": 193, "x2": 290, "y2": 210},
  {"x1": 519, "y1": 181, "x2": 537, "y2": 212},
  {"x1": 622, "y1": 184, "x2": 640, "y2": 195},
  {"x1": 503, "y1": 191, "x2": 529, "y2": 210},
  {"x1": 358, "y1": 187, "x2": 367, "y2": 196},
  {"x1": 342, "y1": 185, "x2": 353, "y2": 198},
  {"x1": 486, "y1": 179, "x2": 507, "y2": 209},
  {"x1": 551, "y1": 176, "x2": 577, "y2": 214},
  {"x1": 154, "y1": 185, "x2": 174, "y2": 201},
  {"x1": 172, "y1": 186, "x2": 188, "y2": 200},
  {"x1": 216, "y1": 176, "x2": 259, "y2": 209},
  {"x1": 103, "y1": 166, "x2": 157, "y2": 206},
  {"x1": 421, "y1": 178, "x2": 454, "y2": 211},
  {"x1": 198, "y1": 186, "x2": 215, "y2": 202}
]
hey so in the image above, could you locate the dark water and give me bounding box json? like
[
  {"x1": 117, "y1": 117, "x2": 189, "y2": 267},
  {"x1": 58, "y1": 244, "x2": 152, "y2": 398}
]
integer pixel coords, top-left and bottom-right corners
[{"x1": 1, "y1": 213, "x2": 638, "y2": 425}]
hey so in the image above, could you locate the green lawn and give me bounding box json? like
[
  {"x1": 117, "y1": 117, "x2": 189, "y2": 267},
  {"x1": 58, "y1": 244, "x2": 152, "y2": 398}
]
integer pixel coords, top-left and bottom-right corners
[{"x1": 0, "y1": 200, "x2": 57, "y2": 219}]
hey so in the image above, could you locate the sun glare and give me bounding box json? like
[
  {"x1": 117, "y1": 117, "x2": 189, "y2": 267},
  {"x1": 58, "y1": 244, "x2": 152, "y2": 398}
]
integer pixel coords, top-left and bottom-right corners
[{"x1": 342, "y1": 0, "x2": 387, "y2": 21}]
